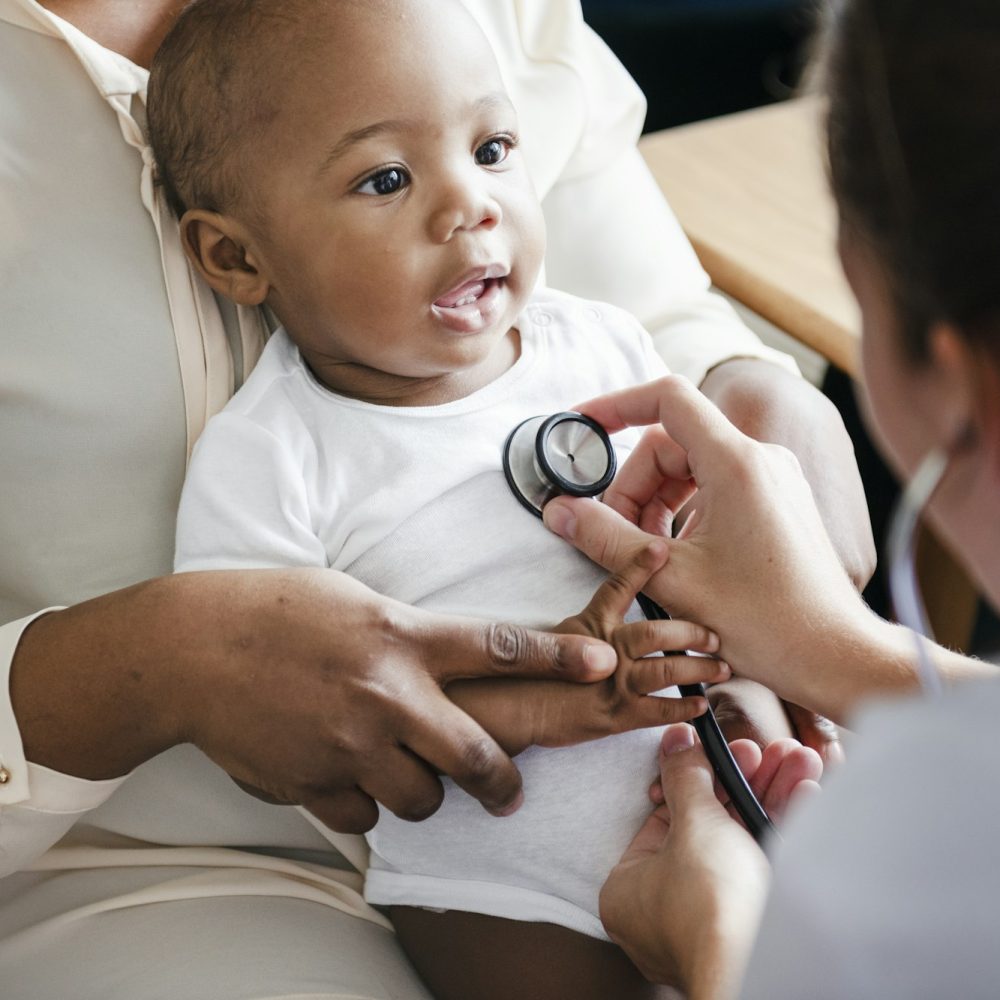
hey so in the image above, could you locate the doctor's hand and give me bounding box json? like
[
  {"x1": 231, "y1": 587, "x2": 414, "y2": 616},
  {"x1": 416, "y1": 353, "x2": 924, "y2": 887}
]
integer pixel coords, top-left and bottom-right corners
[
  {"x1": 447, "y1": 541, "x2": 729, "y2": 757},
  {"x1": 600, "y1": 725, "x2": 821, "y2": 997},
  {"x1": 542, "y1": 376, "x2": 882, "y2": 724},
  {"x1": 13, "y1": 568, "x2": 622, "y2": 836}
]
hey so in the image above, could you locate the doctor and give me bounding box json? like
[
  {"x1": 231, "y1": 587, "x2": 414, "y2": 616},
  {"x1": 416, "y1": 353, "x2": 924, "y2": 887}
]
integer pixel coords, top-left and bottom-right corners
[{"x1": 544, "y1": 0, "x2": 1000, "y2": 995}]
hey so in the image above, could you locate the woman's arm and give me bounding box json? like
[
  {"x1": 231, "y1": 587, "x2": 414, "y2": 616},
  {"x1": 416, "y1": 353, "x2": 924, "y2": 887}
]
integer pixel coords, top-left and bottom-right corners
[
  {"x1": 6, "y1": 569, "x2": 617, "y2": 860},
  {"x1": 543, "y1": 376, "x2": 993, "y2": 723}
]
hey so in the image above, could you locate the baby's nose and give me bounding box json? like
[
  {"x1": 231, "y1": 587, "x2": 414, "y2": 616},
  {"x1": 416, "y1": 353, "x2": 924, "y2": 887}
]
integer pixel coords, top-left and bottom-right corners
[{"x1": 429, "y1": 183, "x2": 502, "y2": 242}]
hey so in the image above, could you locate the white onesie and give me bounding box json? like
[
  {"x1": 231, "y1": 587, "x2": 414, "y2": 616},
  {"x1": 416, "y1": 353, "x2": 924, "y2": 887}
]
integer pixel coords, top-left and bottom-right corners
[{"x1": 174, "y1": 287, "x2": 673, "y2": 939}]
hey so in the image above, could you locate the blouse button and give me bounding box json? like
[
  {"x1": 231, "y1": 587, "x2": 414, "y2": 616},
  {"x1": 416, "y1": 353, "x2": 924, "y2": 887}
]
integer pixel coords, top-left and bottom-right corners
[{"x1": 0, "y1": 766, "x2": 10, "y2": 785}]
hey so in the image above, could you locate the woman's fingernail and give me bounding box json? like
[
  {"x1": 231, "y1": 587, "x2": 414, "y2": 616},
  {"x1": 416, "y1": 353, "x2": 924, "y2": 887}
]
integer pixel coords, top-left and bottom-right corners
[
  {"x1": 660, "y1": 725, "x2": 696, "y2": 756},
  {"x1": 715, "y1": 660, "x2": 731, "y2": 680},
  {"x1": 543, "y1": 503, "x2": 576, "y2": 540},
  {"x1": 495, "y1": 789, "x2": 524, "y2": 817},
  {"x1": 584, "y1": 643, "x2": 618, "y2": 673}
]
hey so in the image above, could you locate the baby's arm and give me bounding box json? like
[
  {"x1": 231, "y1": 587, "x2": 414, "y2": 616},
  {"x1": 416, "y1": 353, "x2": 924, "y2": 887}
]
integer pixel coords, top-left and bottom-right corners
[{"x1": 447, "y1": 542, "x2": 729, "y2": 757}]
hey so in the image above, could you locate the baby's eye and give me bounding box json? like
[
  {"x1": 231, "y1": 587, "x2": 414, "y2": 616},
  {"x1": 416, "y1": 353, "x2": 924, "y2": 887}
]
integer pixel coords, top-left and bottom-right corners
[
  {"x1": 356, "y1": 167, "x2": 409, "y2": 196},
  {"x1": 474, "y1": 137, "x2": 513, "y2": 166}
]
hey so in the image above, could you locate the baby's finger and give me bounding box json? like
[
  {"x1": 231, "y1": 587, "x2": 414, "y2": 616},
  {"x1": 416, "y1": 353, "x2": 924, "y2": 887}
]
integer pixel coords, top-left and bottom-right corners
[
  {"x1": 626, "y1": 655, "x2": 730, "y2": 694},
  {"x1": 618, "y1": 618, "x2": 720, "y2": 660},
  {"x1": 619, "y1": 691, "x2": 710, "y2": 731},
  {"x1": 582, "y1": 540, "x2": 670, "y2": 624}
]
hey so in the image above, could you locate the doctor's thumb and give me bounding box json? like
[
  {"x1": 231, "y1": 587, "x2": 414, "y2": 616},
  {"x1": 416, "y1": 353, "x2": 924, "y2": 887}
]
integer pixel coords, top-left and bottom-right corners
[
  {"x1": 544, "y1": 496, "x2": 662, "y2": 571},
  {"x1": 656, "y1": 725, "x2": 721, "y2": 820}
]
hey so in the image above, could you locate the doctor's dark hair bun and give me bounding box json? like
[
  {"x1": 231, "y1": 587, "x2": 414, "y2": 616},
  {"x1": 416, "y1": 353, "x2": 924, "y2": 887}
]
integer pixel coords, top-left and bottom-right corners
[
  {"x1": 821, "y1": 0, "x2": 1000, "y2": 360},
  {"x1": 147, "y1": 0, "x2": 321, "y2": 220}
]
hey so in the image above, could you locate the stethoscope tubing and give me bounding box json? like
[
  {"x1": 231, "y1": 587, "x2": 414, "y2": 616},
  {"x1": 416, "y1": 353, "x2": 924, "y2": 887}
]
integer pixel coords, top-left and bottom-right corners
[{"x1": 636, "y1": 593, "x2": 777, "y2": 844}]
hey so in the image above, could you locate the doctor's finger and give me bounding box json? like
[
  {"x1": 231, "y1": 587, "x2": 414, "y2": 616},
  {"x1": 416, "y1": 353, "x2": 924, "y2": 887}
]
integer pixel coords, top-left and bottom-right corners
[
  {"x1": 602, "y1": 425, "x2": 696, "y2": 525},
  {"x1": 544, "y1": 496, "x2": 658, "y2": 574},
  {"x1": 650, "y1": 736, "x2": 761, "y2": 807},
  {"x1": 401, "y1": 692, "x2": 524, "y2": 817},
  {"x1": 655, "y1": 725, "x2": 734, "y2": 830},
  {"x1": 577, "y1": 375, "x2": 747, "y2": 483},
  {"x1": 544, "y1": 497, "x2": 687, "y2": 610}
]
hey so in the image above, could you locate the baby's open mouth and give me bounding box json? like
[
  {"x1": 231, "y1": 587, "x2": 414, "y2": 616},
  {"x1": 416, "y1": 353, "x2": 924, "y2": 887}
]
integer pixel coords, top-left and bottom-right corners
[
  {"x1": 434, "y1": 277, "x2": 498, "y2": 309},
  {"x1": 433, "y1": 264, "x2": 508, "y2": 312},
  {"x1": 431, "y1": 266, "x2": 508, "y2": 332}
]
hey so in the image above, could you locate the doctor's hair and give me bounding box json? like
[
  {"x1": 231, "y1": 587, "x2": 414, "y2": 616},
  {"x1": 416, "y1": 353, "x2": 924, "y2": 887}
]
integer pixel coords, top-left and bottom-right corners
[
  {"x1": 147, "y1": 0, "x2": 378, "y2": 220},
  {"x1": 820, "y1": 0, "x2": 1000, "y2": 362}
]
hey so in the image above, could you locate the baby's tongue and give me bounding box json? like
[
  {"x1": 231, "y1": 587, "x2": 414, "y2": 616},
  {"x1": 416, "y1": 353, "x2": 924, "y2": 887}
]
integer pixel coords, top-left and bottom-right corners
[{"x1": 435, "y1": 279, "x2": 485, "y2": 308}]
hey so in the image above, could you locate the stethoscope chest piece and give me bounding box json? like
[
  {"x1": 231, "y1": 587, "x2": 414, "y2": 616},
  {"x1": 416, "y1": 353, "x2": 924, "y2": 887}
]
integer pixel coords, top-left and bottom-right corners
[{"x1": 502, "y1": 411, "x2": 617, "y2": 517}]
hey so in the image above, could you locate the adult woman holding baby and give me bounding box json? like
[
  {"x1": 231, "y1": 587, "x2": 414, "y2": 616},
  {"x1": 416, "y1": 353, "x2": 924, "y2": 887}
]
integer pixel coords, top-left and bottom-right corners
[
  {"x1": 547, "y1": 0, "x2": 1000, "y2": 995},
  {"x1": 1, "y1": 0, "x2": 868, "y2": 996}
]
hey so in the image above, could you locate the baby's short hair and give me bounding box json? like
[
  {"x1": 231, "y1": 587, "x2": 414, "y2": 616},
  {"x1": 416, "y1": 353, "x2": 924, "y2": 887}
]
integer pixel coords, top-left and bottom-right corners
[{"x1": 148, "y1": 0, "x2": 332, "y2": 219}]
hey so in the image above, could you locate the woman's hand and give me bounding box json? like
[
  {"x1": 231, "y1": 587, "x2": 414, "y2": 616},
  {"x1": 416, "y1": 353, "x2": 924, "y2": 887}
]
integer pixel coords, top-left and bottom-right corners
[
  {"x1": 12, "y1": 568, "x2": 623, "y2": 834},
  {"x1": 600, "y1": 725, "x2": 822, "y2": 998},
  {"x1": 448, "y1": 542, "x2": 730, "y2": 756},
  {"x1": 542, "y1": 375, "x2": 899, "y2": 724}
]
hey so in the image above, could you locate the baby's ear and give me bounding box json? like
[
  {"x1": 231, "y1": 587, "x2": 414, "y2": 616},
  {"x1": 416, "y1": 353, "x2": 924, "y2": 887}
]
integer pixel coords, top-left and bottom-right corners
[{"x1": 180, "y1": 209, "x2": 270, "y2": 306}]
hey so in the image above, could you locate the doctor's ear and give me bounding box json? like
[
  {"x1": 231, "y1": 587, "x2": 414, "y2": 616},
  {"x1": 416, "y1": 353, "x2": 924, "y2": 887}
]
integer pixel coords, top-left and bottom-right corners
[
  {"x1": 180, "y1": 209, "x2": 270, "y2": 306},
  {"x1": 927, "y1": 321, "x2": 1000, "y2": 456}
]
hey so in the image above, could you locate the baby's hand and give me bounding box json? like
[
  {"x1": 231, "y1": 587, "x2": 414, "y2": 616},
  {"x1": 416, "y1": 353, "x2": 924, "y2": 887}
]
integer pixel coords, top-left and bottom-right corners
[
  {"x1": 447, "y1": 543, "x2": 729, "y2": 758},
  {"x1": 445, "y1": 542, "x2": 730, "y2": 756},
  {"x1": 541, "y1": 541, "x2": 730, "y2": 745}
]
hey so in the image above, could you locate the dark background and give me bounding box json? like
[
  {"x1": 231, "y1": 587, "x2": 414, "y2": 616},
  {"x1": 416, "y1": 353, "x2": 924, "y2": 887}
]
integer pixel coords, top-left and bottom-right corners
[{"x1": 580, "y1": 0, "x2": 818, "y2": 131}]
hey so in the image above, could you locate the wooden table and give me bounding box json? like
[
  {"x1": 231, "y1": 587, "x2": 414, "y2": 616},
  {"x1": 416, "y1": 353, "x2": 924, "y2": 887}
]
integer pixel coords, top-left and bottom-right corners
[{"x1": 639, "y1": 96, "x2": 861, "y2": 377}]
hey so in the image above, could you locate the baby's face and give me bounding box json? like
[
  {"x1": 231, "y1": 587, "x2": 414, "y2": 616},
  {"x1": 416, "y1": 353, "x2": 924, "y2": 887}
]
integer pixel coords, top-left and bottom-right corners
[{"x1": 242, "y1": 1, "x2": 545, "y2": 404}]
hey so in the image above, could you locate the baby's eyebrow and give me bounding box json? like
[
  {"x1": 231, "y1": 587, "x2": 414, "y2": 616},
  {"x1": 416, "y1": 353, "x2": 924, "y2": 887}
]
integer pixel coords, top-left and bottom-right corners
[
  {"x1": 317, "y1": 91, "x2": 516, "y2": 175},
  {"x1": 471, "y1": 91, "x2": 516, "y2": 117},
  {"x1": 319, "y1": 119, "x2": 410, "y2": 175}
]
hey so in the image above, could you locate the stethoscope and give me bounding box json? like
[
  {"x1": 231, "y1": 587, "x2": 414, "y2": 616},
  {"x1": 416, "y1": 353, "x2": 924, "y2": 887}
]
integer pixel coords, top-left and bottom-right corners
[
  {"x1": 503, "y1": 411, "x2": 778, "y2": 844},
  {"x1": 887, "y1": 442, "x2": 963, "y2": 697}
]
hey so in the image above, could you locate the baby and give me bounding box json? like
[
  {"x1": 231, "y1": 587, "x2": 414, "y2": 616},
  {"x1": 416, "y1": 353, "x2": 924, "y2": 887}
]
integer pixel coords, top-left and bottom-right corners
[{"x1": 154, "y1": 1, "x2": 755, "y2": 996}]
